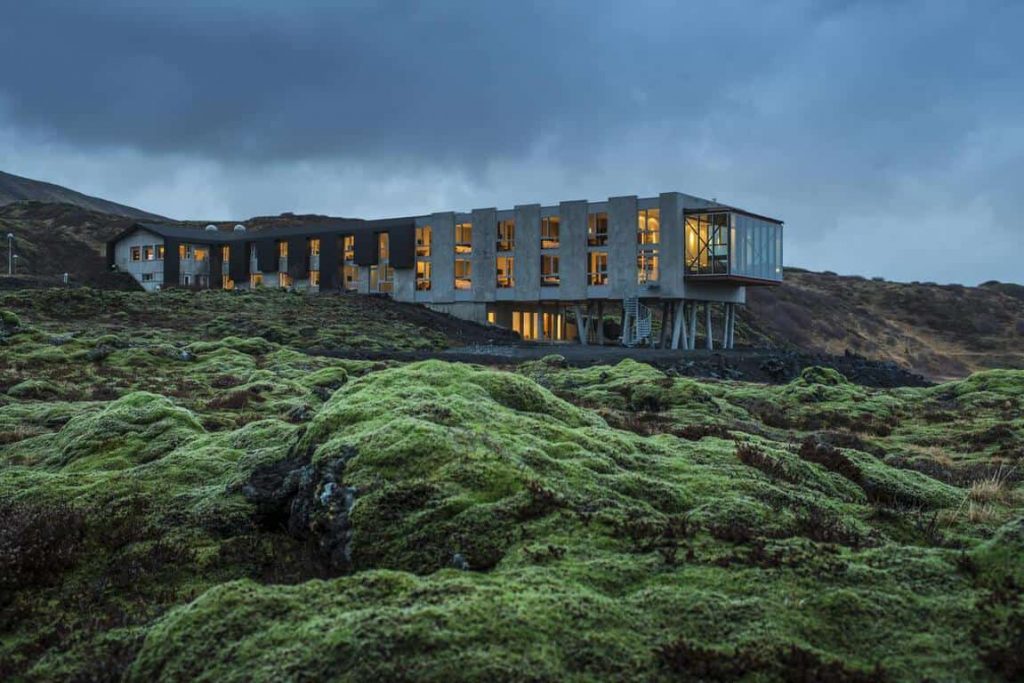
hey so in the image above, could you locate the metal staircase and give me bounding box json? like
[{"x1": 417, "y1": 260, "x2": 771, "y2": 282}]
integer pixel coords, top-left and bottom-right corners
[{"x1": 621, "y1": 297, "x2": 653, "y2": 347}]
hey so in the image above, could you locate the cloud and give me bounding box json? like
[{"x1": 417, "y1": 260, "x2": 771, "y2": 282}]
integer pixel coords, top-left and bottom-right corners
[{"x1": 1, "y1": 0, "x2": 1022, "y2": 284}]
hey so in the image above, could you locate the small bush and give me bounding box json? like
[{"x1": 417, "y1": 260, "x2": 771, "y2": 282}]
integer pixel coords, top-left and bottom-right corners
[{"x1": 0, "y1": 499, "x2": 86, "y2": 590}]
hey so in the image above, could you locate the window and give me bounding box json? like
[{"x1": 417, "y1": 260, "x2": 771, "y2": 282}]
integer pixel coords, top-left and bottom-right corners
[
  {"x1": 378, "y1": 233, "x2": 390, "y2": 261},
  {"x1": 250, "y1": 273, "x2": 263, "y2": 287},
  {"x1": 685, "y1": 213, "x2": 730, "y2": 275},
  {"x1": 222, "y1": 274, "x2": 233, "y2": 290},
  {"x1": 341, "y1": 235, "x2": 357, "y2": 291},
  {"x1": 638, "y1": 208, "x2": 660, "y2": 245},
  {"x1": 497, "y1": 219, "x2": 515, "y2": 252},
  {"x1": 455, "y1": 222, "x2": 473, "y2": 254},
  {"x1": 588, "y1": 212, "x2": 608, "y2": 246},
  {"x1": 637, "y1": 249, "x2": 660, "y2": 284},
  {"x1": 588, "y1": 252, "x2": 608, "y2": 285},
  {"x1": 416, "y1": 261, "x2": 432, "y2": 290},
  {"x1": 278, "y1": 241, "x2": 288, "y2": 258},
  {"x1": 541, "y1": 254, "x2": 560, "y2": 286},
  {"x1": 143, "y1": 246, "x2": 154, "y2": 261},
  {"x1": 182, "y1": 274, "x2": 192, "y2": 286},
  {"x1": 179, "y1": 244, "x2": 192, "y2": 260},
  {"x1": 541, "y1": 216, "x2": 560, "y2": 249},
  {"x1": 496, "y1": 256, "x2": 514, "y2": 288},
  {"x1": 279, "y1": 272, "x2": 292, "y2": 288},
  {"x1": 454, "y1": 258, "x2": 472, "y2": 289},
  {"x1": 487, "y1": 311, "x2": 496, "y2": 324},
  {"x1": 310, "y1": 270, "x2": 320, "y2": 286},
  {"x1": 194, "y1": 247, "x2": 208, "y2": 262},
  {"x1": 157, "y1": 245, "x2": 165, "y2": 260},
  {"x1": 415, "y1": 226, "x2": 432, "y2": 257},
  {"x1": 141, "y1": 272, "x2": 154, "y2": 282},
  {"x1": 370, "y1": 265, "x2": 393, "y2": 293},
  {"x1": 342, "y1": 235, "x2": 355, "y2": 262},
  {"x1": 221, "y1": 246, "x2": 230, "y2": 263},
  {"x1": 310, "y1": 238, "x2": 320, "y2": 256},
  {"x1": 343, "y1": 265, "x2": 358, "y2": 291},
  {"x1": 130, "y1": 246, "x2": 141, "y2": 261}
]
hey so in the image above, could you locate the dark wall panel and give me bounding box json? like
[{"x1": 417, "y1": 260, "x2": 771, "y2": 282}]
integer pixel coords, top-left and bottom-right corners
[
  {"x1": 353, "y1": 230, "x2": 378, "y2": 266},
  {"x1": 106, "y1": 242, "x2": 116, "y2": 269},
  {"x1": 256, "y1": 239, "x2": 278, "y2": 272},
  {"x1": 208, "y1": 244, "x2": 223, "y2": 288},
  {"x1": 389, "y1": 223, "x2": 416, "y2": 269},
  {"x1": 229, "y1": 242, "x2": 250, "y2": 281},
  {"x1": 319, "y1": 234, "x2": 339, "y2": 289},
  {"x1": 287, "y1": 235, "x2": 308, "y2": 279},
  {"x1": 164, "y1": 238, "x2": 180, "y2": 286}
]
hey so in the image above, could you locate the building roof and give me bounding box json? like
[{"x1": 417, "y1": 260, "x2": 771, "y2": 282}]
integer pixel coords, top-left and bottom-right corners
[{"x1": 108, "y1": 216, "x2": 417, "y2": 247}]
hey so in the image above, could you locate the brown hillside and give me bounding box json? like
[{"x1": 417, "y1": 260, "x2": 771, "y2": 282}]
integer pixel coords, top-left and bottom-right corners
[
  {"x1": 744, "y1": 269, "x2": 1024, "y2": 380},
  {"x1": 0, "y1": 170, "x2": 164, "y2": 220}
]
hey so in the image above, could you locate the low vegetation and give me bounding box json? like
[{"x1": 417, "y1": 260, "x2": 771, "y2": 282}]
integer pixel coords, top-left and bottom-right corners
[{"x1": 1, "y1": 291, "x2": 1022, "y2": 681}]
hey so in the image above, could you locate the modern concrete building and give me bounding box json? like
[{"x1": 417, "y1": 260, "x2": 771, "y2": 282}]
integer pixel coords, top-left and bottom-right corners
[{"x1": 107, "y1": 192, "x2": 783, "y2": 349}]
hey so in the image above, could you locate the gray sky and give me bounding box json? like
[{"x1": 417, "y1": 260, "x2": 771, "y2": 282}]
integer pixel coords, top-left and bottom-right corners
[{"x1": 1, "y1": 0, "x2": 1021, "y2": 284}]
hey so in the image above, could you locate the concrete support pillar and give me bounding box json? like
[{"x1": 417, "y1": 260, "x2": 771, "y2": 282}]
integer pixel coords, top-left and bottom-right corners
[
  {"x1": 659, "y1": 301, "x2": 671, "y2": 349},
  {"x1": 705, "y1": 302, "x2": 713, "y2": 351},
  {"x1": 574, "y1": 304, "x2": 587, "y2": 345},
  {"x1": 596, "y1": 301, "x2": 605, "y2": 345},
  {"x1": 671, "y1": 299, "x2": 685, "y2": 350},
  {"x1": 687, "y1": 303, "x2": 698, "y2": 351}
]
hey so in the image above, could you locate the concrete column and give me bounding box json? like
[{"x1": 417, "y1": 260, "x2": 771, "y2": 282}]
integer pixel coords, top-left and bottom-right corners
[
  {"x1": 659, "y1": 301, "x2": 671, "y2": 348},
  {"x1": 688, "y1": 303, "x2": 698, "y2": 350},
  {"x1": 429, "y1": 212, "x2": 456, "y2": 304},
  {"x1": 573, "y1": 304, "x2": 587, "y2": 345},
  {"x1": 671, "y1": 299, "x2": 685, "y2": 350},
  {"x1": 608, "y1": 195, "x2": 638, "y2": 299},
  {"x1": 471, "y1": 208, "x2": 497, "y2": 303},
  {"x1": 705, "y1": 303, "x2": 713, "y2": 351},
  {"x1": 658, "y1": 193, "x2": 684, "y2": 298},
  {"x1": 559, "y1": 200, "x2": 588, "y2": 300},
  {"x1": 514, "y1": 204, "x2": 541, "y2": 301},
  {"x1": 596, "y1": 301, "x2": 605, "y2": 345}
]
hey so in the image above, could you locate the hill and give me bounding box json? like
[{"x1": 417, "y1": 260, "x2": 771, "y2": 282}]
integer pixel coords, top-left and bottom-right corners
[
  {"x1": 0, "y1": 170, "x2": 163, "y2": 220},
  {"x1": 1, "y1": 291, "x2": 1022, "y2": 680}
]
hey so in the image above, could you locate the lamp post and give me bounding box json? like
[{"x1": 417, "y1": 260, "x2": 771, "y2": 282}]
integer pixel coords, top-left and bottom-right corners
[
  {"x1": 11, "y1": 254, "x2": 19, "y2": 275},
  {"x1": 6, "y1": 233, "x2": 12, "y2": 275}
]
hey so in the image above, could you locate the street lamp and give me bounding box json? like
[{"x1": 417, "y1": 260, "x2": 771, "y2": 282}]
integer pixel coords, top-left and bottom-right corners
[
  {"x1": 6, "y1": 233, "x2": 12, "y2": 276},
  {"x1": 11, "y1": 254, "x2": 19, "y2": 275}
]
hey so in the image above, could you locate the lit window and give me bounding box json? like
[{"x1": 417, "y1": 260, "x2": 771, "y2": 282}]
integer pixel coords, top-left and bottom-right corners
[
  {"x1": 497, "y1": 219, "x2": 515, "y2": 252},
  {"x1": 541, "y1": 216, "x2": 560, "y2": 249},
  {"x1": 685, "y1": 213, "x2": 730, "y2": 275},
  {"x1": 279, "y1": 272, "x2": 292, "y2": 288},
  {"x1": 143, "y1": 246, "x2": 154, "y2": 261},
  {"x1": 342, "y1": 235, "x2": 355, "y2": 262},
  {"x1": 487, "y1": 311, "x2": 496, "y2": 324},
  {"x1": 278, "y1": 241, "x2": 289, "y2": 258},
  {"x1": 130, "y1": 246, "x2": 141, "y2": 261},
  {"x1": 156, "y1": 245, "x2": 165, "y2": 260},
  {"x1": 250, "y1": 273, "x2": 263, "y2": 287},
  {"x1": 221, "y1": 245, "x2": 230, "y2": 262},
  {"x1": 637, "y1": 249, "x2": 659, "y2": 284},
  {"x1": 455, "y1": 222, "x2": 473, "y2": 254},
  {"x1": 454, "y1": 258, "x2": 472, "y2": 289},
  {"x1": 588, "y1": 252, "x2": 608, "y2": 285},
  {"x1": 588, "y1": 213, "x2": 608, "y2": 246},
  {"x1": 342, "y1": 265, "x2": 358, "y2": 291},
  {"x1": 310, "y1": 239, "x2": 321, "y2": 256},
  {"x1": 416, "y1": 226, "x2": 432, "y2": 257},
  {"x1": 310, "y1": 270, "x2": 320, "y2": 286},
  {"x1": 637, "y1": 208, "x2": 660, "y2": 245},
  {"x1": 496, "y1": 256, "x2": 514, "y2": 288},
  {"x1": 416, "y1": 261, "x2": 432, "y2": 290},
  {"x1": 541, "y1": 254, "x2": 560, "y2": 286},
  {"x1": 378, "y1": 233, "x2": 390, "y2": 261},
  {"x1": 222, "y1": 274, "x2": 234, "y2": 290},
  {"x1": 370, "y1": 264, "x2": 393, "y2": 293},
  {"x1": 178, "y1": 244, "x2": 187, "y2": 260},
  {"x1": 194, "y1": 247, "x2": 208, "y2": 262}
]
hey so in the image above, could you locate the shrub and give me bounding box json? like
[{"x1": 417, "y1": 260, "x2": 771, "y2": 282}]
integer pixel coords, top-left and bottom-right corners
[{"x1": 0, "y1": 499, "x2": 86, "y2": 590}]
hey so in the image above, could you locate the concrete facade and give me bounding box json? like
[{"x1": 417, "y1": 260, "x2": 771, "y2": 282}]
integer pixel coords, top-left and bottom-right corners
[{"x1": 108, "y1": 191, "x2": 783, "y2": 348}]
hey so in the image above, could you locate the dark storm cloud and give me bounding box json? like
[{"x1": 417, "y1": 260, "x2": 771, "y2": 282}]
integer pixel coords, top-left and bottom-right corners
[{"x1": 1, "y1": 0, "x2": 1022, "y2": 283}]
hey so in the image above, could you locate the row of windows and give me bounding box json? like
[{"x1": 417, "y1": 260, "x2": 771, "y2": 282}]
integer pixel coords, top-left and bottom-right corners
[
  {"x1": 412, "y1": 251, "x2": 614, "y2": 291},
  {"x1": 129, "y1": 244, "x2": 165, "y2": 261}
]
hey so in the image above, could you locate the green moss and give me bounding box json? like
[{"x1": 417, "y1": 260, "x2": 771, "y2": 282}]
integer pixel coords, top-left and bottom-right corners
[{"x1": 6, "y1": 378, "x2": 62, "y2": 400}]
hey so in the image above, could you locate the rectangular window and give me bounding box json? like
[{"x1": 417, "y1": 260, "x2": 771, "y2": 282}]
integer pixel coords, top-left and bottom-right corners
[
  {"x1": 178, "y1": 244, "x2": 187, "y2": 260},
  {"x1": 370, "y1": 265, "x2": 393, "y2": 293},
  {"x1": 194, "y1": 247, "x2": 208, "y2": 262},
  {"x1": 541, "y1": 216, "x2": 560, "y2": 249},
  {"x1": 378, "y1": 233, "x2": 390, "y2": 261},
  {"x1": 588, "y1": 252, "x2": 608, "y2": 285},
  {"x1": 637, "y1": 208, "x2": 660, "y2": 245},
  {"x1": 496, "y1": 256, "x2": 515, "y2": 288},
  {"x1": 221, "y1": 245, "x2": 230, "y2": 263},
  {"x1": 279, "y1": 272, "x2": 292, "y2": 288},
  {"x1": 342, "y1": 265, "x2": 358, "y2": 291},
  {"x1": 541, "y1": 254, "x2": 560, "y2": 286},
  {"x1": 487, "y1": 310, "x2": 496, "y2": 324},
  {"x1": 143, "y1": 246, "x2": 154, "y2": 261},
  {"x1": 455, "y1": 222, "x2": 473, "y2": 254},
  {"x1": 588, "y1": 212, "x2": 608, "y2": 246},
  {"x1": 685, "y1": 213, "x2": 729, "y2": 275},
  {"x1": 141, "y1": 272, "x2": 154, "y2": 282},
  {"x1": 251, "y1": 273, "x2": 263, "y2": 288},
  {"x1": 310, "y1": 238, "x2": 321, "y2": 256},
  {"x1": 416, "y1": 260, "x2": 432, "y2": 290},
  {"x1": 278, "y1": 241, "x2": 288, "y2": 258},
  {"x1": 157, "y1": 245, "x2": 165, "y2": 260},
  {"x1": 222, "y1": 274, "x2": 233, "y2": 290},
  {"x1": 497, "y1": 219, "x2": 515, "y2": 252},
  {"x1": 454, "y1": 258, "x2": 472, "y2": 289},
  {"x1": 310, "y1": 270, "x2": 320, "y2": 286},
  {"x1": 415, "y1": 226, "x2": 432, "y2": 257},
  {"x1": 342, "y1": 235, "x2": 355, "y2": 262},
  {"x1": 637, "y1": 249, "x2": 659, "y2": 284},
  {"x1": 130, "y1": 246, "x2": 141, "y2": 261}
]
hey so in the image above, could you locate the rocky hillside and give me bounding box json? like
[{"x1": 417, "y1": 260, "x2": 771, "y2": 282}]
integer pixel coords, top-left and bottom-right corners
[
  {"x1": 744, "y1": 269, "x2": 1024, "y2": 380},
  {"x1": 1, "y1": 291, "x2": 1022, "y2": 680},
  {"x1": 0, "y1": 170, "x2": 162, "y2": 220}
]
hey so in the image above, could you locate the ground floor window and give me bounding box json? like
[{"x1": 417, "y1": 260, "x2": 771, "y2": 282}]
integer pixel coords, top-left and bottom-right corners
[
  {"x1": 342, "y1": 264, "x2": 358, "y2": 291},
  {"x1": 511, "y1": 309, "x2": 564, "y2": 341},
  {"x1": 370, "y1": 265, "x2": 393, "y2": 293},
  {"x1": 310, "y1": 270, "x2": 320, "y2": 287},
  {"x1": 222, "y1": 274, "x2": 234, "y2": 290},
  {"x1": 141, "y1": 272, "x2": 154, "y2": 282},
  {"x1": 250, "y1": 273, "x2": 264, "y2": 288},
  {"x1": 487, "y1": 310, "x2": 496, "y2": 324},
  {"x1": 416, "y1": 261, "x2": 431, "y2": 290}
]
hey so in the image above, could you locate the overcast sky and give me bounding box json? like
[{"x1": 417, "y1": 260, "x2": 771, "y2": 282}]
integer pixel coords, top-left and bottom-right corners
[{"x1": 1, "y1": 0, "x2": 1021, "y2": 284}]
